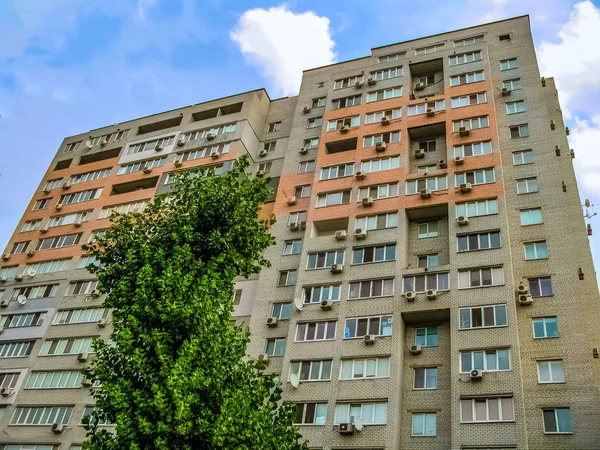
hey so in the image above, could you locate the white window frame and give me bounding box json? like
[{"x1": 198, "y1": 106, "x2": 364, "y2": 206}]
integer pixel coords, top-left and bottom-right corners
[
  {"x1": 358, "y1": 183, "x2": 399, "y2": 201},
  {"x1": 500, "y1": 58, "x2": 518, "y2": 70},
  {"x1": 451, "y1": 92, "x2": 487, "y2": 109},
  {"x1": 454, "y1": 168, "x2": 495, "y2": 186},
  {"x1": 418, "y1": 221, "x2": 438, "y2": 238},
  {"x1": 542, "y1": 408, "x2": 572, "y2": 434},
  {"x1": 355, "y1": 212, "x2": 398, "y2": 231},
  {"x1": 453, "y1": 141, "x2": 492, "y2": 158},
  {"x1": 363, "y1": 132, "x2": 401, "y2": 147},
  {"x1": 516, "y1": 177, "x2": 538, "y2": 194},
  {"x1": 537, "y1": 360, "x2": 565, "y2": 384},
  {"x1": 457, "y1": 232, "x2": 501, "y2": 252},
  {"x1": 10, "y1": 406, "x2": 73, "y2": 426},
  {"x1": 295, "y1": 321, "x2": 336, "y2": 342},
  {"x1": 26, "y1": 370, "x2": 84, "y2": 389},
  {"x1": 360, "y1": 156, "x2": 400, "y2": 173},
  {"x1": 411, "y1": 413, "x2": 437, "y2": 436},
  {"x1": 297, "y1": 160, "x2": 315, "y2": 174},
  {"x1": 454, "y1": 35, "x2": 483, "y2": 47},
  {"x1": 327, "y1": 116, "x2": 360, "y2": 131},
  {"x1": 520, "y1": 208, "x2": 543, "y2": 226},
  {"x1": 306, "y1": 250, "x2": 344, "y2": 269},
  {"x1": 406, "y1": 176, "x2": 447, "y2": 195},
  {"x1": 459, "y1": 304, "x2": 508, "y2": 330},
  {"x1": 513, "y1": 149, "x2": 533, "y2": 165},
  {"x1": 533, "y1": 317, "x2": 559, "y2": 339},
  {"x1": 370, "y1": 66, "x2": 402, "y2": 80},
  {"x1": 339, "y1": 357, "x2": 390, "y2": 380},
  {"x1": 294, "y1": 402, "x2": 327, "y2": 425},
  {"x1": 449, "y1": 51, "x2": 483, "y2": 66},
  {"x1": 460, "y1": 397, "x2": 515, "y2": 423},
  {"x1": 414, "y1": 367, "x2": 438, "y2": 390},
  {"x1": 503, "y1": 78, "x2": 521, "y2": 90},
  {"x1": 510, "y1": 124, "x2": 530, "y2": 138},
  {"x1": 458, "y1": 267, "x2": 504, "y2": 288},
  {"x1": 302, "y1": 285, "x2": 341, "y2": 304},
  {"x1": 460, "y1": 348, "x2": 510, "y2": 372},
  {"x1": 289, "y1": 360, "x2": 332, "y2": 382},
  {"x1": 415, "y1": 327, "x2": 438, "y2": 347},
  {"x1": 307, "y1": 117, "x2": 323, "y2": 129},
  {"x1": 365, "y1": 108, "x2": 402, "y2": 124},
  {"x1": 334, "y1": 402, "x2": 387, "y2": 425},
  {"x1": 449, "y1": 71, "x2": 485, "y2": 86},
  {"x1": 403, "y1": 273, "x2": 449, "y2": 293},
  {"x1": 506, "y1": 101, "x2": 526, "y2": 114},
  {"x1": 348, "y1": 278, "x2": 395, "y2": 299},
  {"x1": 320, "y1": 162, "x2": 354, "y2": 180},
  {"x1": 524, "y1": 241, "x2": 548, "y2": 260},
  {"x1": 316, "y1": 190, "x2": 351, "y2": 208},
  {"x1": 453, "y1": 115, "x2": 489, "y2": 132},
  {"x1": 278, "y1": 270, "x2": 297, "y2": 286},
  {"x1": 26, "y1": 258, "x2": 72, "y2": 277},
  {"x1": 265, "y1": 338, "x2": 286, "y2": 356},
  {"x1": 407, "y1": 100, "x2": 445, "y2": 116},
  {"x1": 456, "y1": 199, "x2": 498, "y2": 218},
  {"x1": 344, "y1": 315, "x2": 392, "y2": 338},
  {"x1": 366, "y1": 86, "x2": 402, "y2": 103}
]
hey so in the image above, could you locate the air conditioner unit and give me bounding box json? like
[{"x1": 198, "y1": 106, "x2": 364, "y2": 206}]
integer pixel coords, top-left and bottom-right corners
[
  {"x1": 419, "y1": 189, "x2": 431, "y2": 199},
  {"x1": 256, "y1": 170, "x2": 265, "y2": 177},
  {"x1": 206, "y1": 133, "x2": 216, "y2": 140},
  {"x1": 174, "y1": 158, "x2": 183, "y2": 168},
  {"x1": 361, "y1": 197, "x2": 374, "y2": 207},
  {"x1": 426, "y1": 108, "x2": 435, "y2": 117},
  {"x1": 519, "y1": 294, "x2": 533, "y2": 306},
  {"x1": 459, "y1": 183, "x2": 472, "y2": 193},
  {"x1": 0, "y1": 300, "x2": 7, "y2": 308},
  {"x1": 339, "y1": 125, "x2": 349, "y2": 134},
  {"x1": 501, "y1": 87, "x2": 511, "y2": 96},
  {"x1": 26, "y1": 249, "x2": 36, "y2": 257},
  {"x1": 0, "y1": 277, "x2": 7, "y2": 284},
  {"x1": 210, "y1": 149, "x2": 220, "y2": 159},
  {"x1": 364, "y1": 334, "x2": 376, "y2": 345},
  {"x1": 266, "y1": 317, "x2": 278, "y2": 327},
  {"x1": 517, "y1": 284, "x2": 529, "y2": 294},
  {"x1": 97, "y1": 318, "x2": 106, "y2": 328},
  {"x1": 287, "y1": 196, "x2": 297, "y2": 206},
  {"x1": 15, "y1": 273, "x2": 24, "y2": 282},
  {"x1": 456, "y1": 216, "x2": 469, "y2": 226},
  {"x1": 320, "y1": 299, "x2": 333, "y2": 310},
  {"x1": 550, "y1": 120, "x2": 556, "y2": 130},
  {"x1": 299, "y1": 221, "x2": 307, "y2": 230},
  {"x1": 259, "y1": 149, "x2": 269, "y2": 157},
  {"x1": 257, "y1": 353, "x2": 269, "y2": 363},
  {"x1": 1, "y1": 254, "x2": 9, "y2": 261},
  {"x1": 299, "y1": 147, "x2": 308, "y2": 155},
  {"x1": 459, "y1": 126, "x2": 470, "y2": 137},
  {"x1": 176, "y1": 136, "x2": 186, "y2": 147},
  {"x1": 55, "y1": 203, "x2": 63, "y2": 211},
  {"x1": 355, "y1": 171, "x2": 365, "y2": 180},
  {"x1": 375, "y1": 141, "x2": 387, "y2": 152},
  {"x1": 77, "y1": 352, "x2": 89, "y2": 362},
  {"x1": 303, "y1": 106, "x2": 311, "y2": 114},
  {"x1": 426, "y1": 289, "x2": 437, "y2": 300},
  {"x1": 62, "y1": 182, "x2": 71, "y2": 190},
  {"x1": 338, "y1": 422, "x2": 355, "y2": 435},
  {"x1": 409, "y1": 344, "x2": 422, "y2": 355},
  {"x1": 143, "y1": 167, "x2": 152, "y2": 174},
  {"x1": 43, "y1": 188, "x2": 50, "y2": 194},
  {"x1": 454, "y1": 156, "x2": 464, "y2": 165},
  {"x1": 41, "y1": 224, "x2": 50, "y2": 233},
  {"x1": 415, "y1": 149, "x2": 425, "y2": 159},
  {"x1": 52, "y1": 423, "x2": 66, "y2": 434},
  {"x1": 335, "y1": 230, "x2": 347, "y2": 241},
  {"x1": 74, "y1": 219, "x2": 82, "y2": 228},
  {"x1": 289, "y1": 222, "x2": 300, "y2": 231},
  {"x1": 415, "y1": 82, "x2": 426, "y2": 91},
  {"x1": 381, "y1": 116, "x2": 389, "y2": 125},
  {"x1": 0, "y1": 387, "x2": 14, "y2": 397},
  {"x1": 81, "y1": 377, "x2": 93, "y2": 387},
  {"x1": 354, "y1": 228, "x2": 367, "y2": 240},
  {"x1": 100, "y1": 138, "x2": 108, "y2": 147},
  {"x1": 330, "y1": 264, "x2": 343, "y2": 274},
  {"x1": 91, "y1": 290, "x2": 100, "y2": 298},
  {"x1": 355, "y1": 81, "x2": 363, "y2": 88},
  {"x1": 404, "y1": 291, "x2": 416, "y2": 302},
  {"x1": 470, "y1": 369, "x2": 483, "y2": 381},
  {"x1": 439, "y1": 160, "x2": 447, "y2": 169},
  {"x1": 367, "y1": 77, "x2": 376, "y2": 86},
  {"x1": 155, "y1": 144, "x2": 163, "y2": 152}
]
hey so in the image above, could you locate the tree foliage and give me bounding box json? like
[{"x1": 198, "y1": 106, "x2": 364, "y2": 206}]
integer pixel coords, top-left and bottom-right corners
[{"x1": 82, "y1": 156, "x2": 307, "y2": 450}]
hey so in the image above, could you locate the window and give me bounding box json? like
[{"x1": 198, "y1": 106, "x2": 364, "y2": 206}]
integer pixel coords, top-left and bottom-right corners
[
  {"x1": 344, "y1": 315, "x2": 392, "y2": 338},
  {"x1": 418, "y1": 164, "x2": 438, "y2": 174},
  {"x1": 290, "y1": 360, "x2": 332, "y2": 382},
  {"x1": 415, "y1": 327, "x2": 438, "y2": 347},
  {"x1": 316, "y1": 190, "x2": 351, "y2": 207},
  {"x1": 82, "y1": 406, "x2": 113, "y2": 426},
  {"x1": 378, "y1": 52, "x2": 405, "y2": 63},
  {"x1": 358, "y1": 183, "x2": 399, "y2": 201},
  {"x1": 370, "y1": 66, "x2": 402, "y2": 80},
  {"x1": 283, "y1": 239, "x2": 302, "y2": 255},
  {"x1": 48, "y1": 211, "x2": 89, "y2": 228},
  {"x1": 460, "y1": 349, "x2": 510, "y2": 372},
  {"x1": 177, "y1": 143, "x2": 231, "y2": 163},
  {"x1": 164, "y1": 162, "x2": 232, "y2": 185},
  {"x1": 334, "y1": 402, "x2": 387, "y2": 425},
  {"x1": 459, "y1": 267, "x2": 505, "y2": 289},
  {"x1": 533, "y1": 317, "x2": 558, "y2": 338},
  {"x1": 0, "y1": 372, "x2": 20, "y2": 389},
  {"x1": 127, "y1": 136, "x2": 175, "y2": 155},
  {"x1": 418, "y1": 254, "x2": 439, "y2": 268},
  {"x1": 506, "y1": 101, "x2": 526, "y2": 114},
  {"x1": 65, "y1": 141, "x2": 81, "y2": 153},
  {"x1": 66, "y1": 280, "x2": 98, "y2": 295},
  {"x1": 89, "y1": 230, "x2": 107, "y2": 242},
  {"x1": 528, "y1": 277, "x2": 553, "y2": 297},
  {"x1": 418, "y1": 221, "x2": 438, "y2": 238},
  {"x1": 10, "y1": 406, "x2": 72, "y2": 425},
  {"x1": 87, "y1": 129, "x2": 128, "y2": 145},
  {"x1": 278, "y1": 270, "x2": 297, "y2": 286},
  {"x1": 26, "y1": 370, "x2": 83, "y2": 389},
  {"x1": 288, "y1": 211, "x2": 307, "y2": 225},
  {"x1": 355, "y1": 212, "x2": 398, "y2": 231},
  {"x1": 454, "y1": 141, "x2": 492, "y2": 158},
  {"x1": 320, "y1": 163, "x2": 354, "y2": 180},
  {"x1": 0, "y1": 341, "x2": 35, "y2": 358},
  {"x1": 296, "y1": 321, "x2": 336, "y2": 342},
  {"x1": 265, "y1": 338, "x2": 286, "y2": 356},
  {"x1": 415, "y1": 43, "x2": 444, "y2": 54},
  {"x1": 365, "y1": 108, "x2": 402, "y2": 124},
  {"x1": 416, "y1": 74, "x2": 435, "y2": 85},
  {"x1": 456, "y1": 199, "x2": 498, "y2": 218},
  {"x1": 298, "y1": 160, "x2": 315, "y2": 173},
  {"x1": 499, "y1": 34, "x2": 511, "y2": 41},
  {"x1": 0, "y1": 312, "x2": 45, "y2": 329},
  {"x1": 449, "y1": 51, "x2": 482, "y2": 66},
  {"x1": 450, "y1": 71, "x2": 485, "y2": 86},
  {"x1": 99, "y1": 200, "x2": 148, "y2": 218},
  {"x1": 500, "y1": 58, "x2": 518, "y2": 70},
  {"x1": 307, "y1": 250, "x2": 344, "y2": 269},
  {"x1": 363, "y1": 131, "x2": 400, "y2": 147},
  {"x1": 10, "y1": 241, "x2": 30, "y2": 254},
  {"x1": 520, "y1": 208, "x2": 543, "y2": 226},
  {"x1": 294, "y1": 403, "x2": 327, "y2": 425},
  {"x1": 118, "y1": 158, "x2": 165, "y2": 175},
  {"x1": 340, "y1": 357, "x2": 390, "y2": 380},
  {"x1": 334, "y1": 75, "x2": 364, "y2": 90},
  {"x1": 361, "y1": 156, "x2": 400, "y2": 173},
  {"x1": 55, "y1": 159, "x2": 72, "y2": 170},
  {"x1": 293, "y1": 185, "x2": 311, "y2": 198},
  {"x1": 262, "y1": 141, "x2": 277, "y2": 153},
  {"x1": 352, "y1": 244, "x2": 396, "y2": 264},
  {"x1": 43, "y1": 178, "x2": 63, "y2": 191},
  {"x1": 419, "y1": 140, "x2": 436, "y2": 152},
  {"x1": 21, "y1": 220, "x2": 42, "y2": 232},
  {"x1": 403, "y1": 273, "x2": 449, "y2": 293},
  {"x1": 455, "y1": 168, "x2": 495, "y2": 186},
  {"x1": 302, "y1": 285, "x2": 341, "y2": 304},
  {"x1": 524, "y1": 241, "x2": 548, "y2": 260},
  {"x1": 303, "y1": 138, "x2": 319, "y2": 149},
  {"x1": 543, "y1": 408, "x2": 572, "y2": 434},
  {"x1": 349, "y1": 278, "x2": 394, "y2": 299},
  {"x1": 271, "y1": 302, "x2": 292, "y2": 320},
  {"x1": 406, "y1": 176, "x2": 447, "y2": 194},
  {"x1": 40, "y1": 337, "x2": 94, "y2": 355},
  {"x1": 461, "y1": 397, "x2": 515, "y2": 422},
  {"x1": 331, "y1": 95, "x2": 361, "y2": 110},
  {"x1": 267, "y1": 122, "x2": 281, "y2": 133},
  {"x1": 367, "y1": 86, "x2": 402, "y2": 102},
  {"x1": 307, "y1": 117, "x2": 323, "y2": 129},
  {"x1": 36, "y1": 233, "x2": 82, "y2": 251},
  {"x1": 503, "y1": 78, "x2": 521, "y2": 90},
  {"x1": 510, "y1": 124, "x2": 530, "y2": 138},
  {"x1": 78, "y1": 255, "x2": 100, "y2": 269},
  {"x1": 513, "y1": 149, "x2": 533, "y2": 165},
  {"x1": 327, "y1": 116, "x2": 360, "y2": 131},
  {"x1": 457, "y1": 232, "x2": 501, "y2": 252},
  {"x1": 69, "y1": 168, "x2": 111, "y2": 184},
  {"x1": 311, "y1": 97, "x2": 326, "y2": 108},
  {"x1": 517, "y1": 177, "x2": 538, "y2": 194},
  {"x1": 414, "y1": 367, "x2": 437, "y2": 389},
  {"x1": 0, "y1": 266, "x2": 18, "y2": 280},
  {"x1": 258, "y1": 162, "x2": 272, "y2": 174},
  {"x1": 538, "y1": 360, "x2": 565, "y2": 383},
  {"x1": 455, "y1": 35, "x2": 483, "y2": 46},
  {"x1": 453, "y1": 115, "x2": 489, "y2": 132},
  {"x1": 451, "y1": 92, "x2": 487, "y2": 108},
  {"x1": 412, "y1": 413, "x2": 436, "y2": 436},
  {"x1": 408, "y1": 100, "x2": 445, "y2": 116},
  {"x1": 459, "y1": 305, "x2": 508, "y2": 329},
  {"x1": 53, "y1": 308, "x2": 106, "y2": 325},
  {"x1": 11, "y1": 284, "x2": 58, "y2": 300},
  {"x1": 33, "y1": 198, "x2": 51, "y2": 210}
]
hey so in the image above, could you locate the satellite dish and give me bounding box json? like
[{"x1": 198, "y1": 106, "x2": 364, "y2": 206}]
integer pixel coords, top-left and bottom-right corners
[
  {"x1": 26, "y1": 267, "x2": 37, "y2": 277},
  {"x1": 585, "y1": 199, "x2": 591, "y2": 208},
  {"x1": 289, "y1": 373, "x2": 299, "y2": 389},
  {"x1": 353, "y1": 416, "x2": 363, "y2": 432},
  {"x1": 293, "y1": 297, "x2": 303, "y2": 312},
  {"x1": 85, "y1": 140, "x2": 93, "y2": 149},
  {"x1": 16, "y1": 295, "x2": 28, "y2": 305}
]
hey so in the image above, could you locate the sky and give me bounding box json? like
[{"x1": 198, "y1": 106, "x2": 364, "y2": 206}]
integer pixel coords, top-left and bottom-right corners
[{"x1": 2, "y1": 0, "x2": 600, "y2": 282}]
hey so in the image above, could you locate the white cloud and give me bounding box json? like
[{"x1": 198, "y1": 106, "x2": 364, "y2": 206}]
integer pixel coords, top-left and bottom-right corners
[
  {"x1": 538, "y1": 1, "x2": 600, "y2": 117},
  {"x1": 230, "y1": 5, "x2": 336, "y2": 96},
  {"x1": 571, "y1": 116, "x2": 600, "y2": 195},
  {"x1": 138, "y1": 0, "x2": 157, "y2": 20}
]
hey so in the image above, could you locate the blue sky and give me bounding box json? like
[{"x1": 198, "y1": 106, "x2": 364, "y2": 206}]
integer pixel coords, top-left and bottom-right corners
[{"x1": 2, "y1": 0, "x2": 600, "y2": 282}]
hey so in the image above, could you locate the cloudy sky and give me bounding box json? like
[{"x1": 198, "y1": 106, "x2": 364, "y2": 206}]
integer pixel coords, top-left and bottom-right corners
[{"x1": 2, "y1": 0, "x2": 600, "y2": 281}]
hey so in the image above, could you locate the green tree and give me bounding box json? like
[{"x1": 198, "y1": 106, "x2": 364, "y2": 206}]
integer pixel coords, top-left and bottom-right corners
[{"x1": 82, "y1": 157, "x2": 307, "y2": 450}]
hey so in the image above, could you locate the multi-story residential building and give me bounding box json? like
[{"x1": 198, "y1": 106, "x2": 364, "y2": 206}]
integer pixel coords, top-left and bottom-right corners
[{"x1": 0, "y1": 14, "x2": 599, "y2": 450}]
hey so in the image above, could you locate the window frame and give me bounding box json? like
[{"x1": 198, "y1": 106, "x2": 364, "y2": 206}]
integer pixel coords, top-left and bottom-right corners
[
  {"x1": 460, "y1": 348, "x2": 511, "y2": 373},
  {"x1": 533, "y1": 317, "x2": 559, "y2": 339},
  {"x1": 537, "y1": 360, "x2": 565, "y2": 384},
  {"x1": 459, "y1": 304, "x2": 508, "y2": 330},
  {"x1": 414, "y1": 367, "x2": 438, "y2": 390}
]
